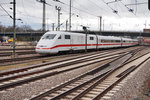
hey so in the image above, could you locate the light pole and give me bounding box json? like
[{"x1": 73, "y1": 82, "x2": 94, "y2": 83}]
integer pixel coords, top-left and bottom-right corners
[
  {"x1": 52, "y1": 23, "x2": 55, "y2": 31},
  {"x1": 13, "y1": 0, "x2": 16, "y2": 57},
  {"x1": 69, "y1": 0, "x2": 71, "y2": 31},
  {"x1": 148, "y1": 0, "x2": 150, "y2": 10},
  {"x1": 103, "y1": 19, "x2": 104, "y2": 31},
  {"x1": 66, "y1": 20, "x2": 68, "y2": 31},
  {"x1": 36, "y1": 0, "x2": 46, "y2": 34},
  {"x1": 83, "y1": 26, "x2": 88, "y2": 52},
  {"x1": 56, "y1": 6, "x2": 61, "y2": 31},
  {"x1": 98, "y1": 16, "x2": 102, "y2": 35},
  {"x1": 42, "y1": 0, "x2": 46, "y2": 34}
]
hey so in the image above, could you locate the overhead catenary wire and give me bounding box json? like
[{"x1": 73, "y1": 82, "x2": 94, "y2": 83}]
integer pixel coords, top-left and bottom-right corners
[
  {"x1": 119, "y1": 1, "x2": 136, "y2": 16},
  {"x1": 53, "y1": 0, "x2": 102, "y2": 30},
  {"x1": 55, "y1": 12, "x2": 79, "y2": 30},
  {"x1": 106, "y1": 0, "x2": 122, "y2": 4},
  {"x1": 101, "y1": 0, "x2": 119, "y2": 15},
  {"x1": 135, "y1": 0, "x2": 137, "y2": 14},
  {"x1": 0, "y1": 2, "x2": 24, "y2": 22},
  {"x1": 0, "y1": 3, "x2": 11, "y2": 5},
  {"x1": 54, "y1": 0, "x2": 97, "y2": 17},
  {"x1": 0, "y1": 0, "x2": 130, "y2": 24},
  {"x1": 73, "y1": 0, "x2": 98, "y2": 17},
  {"x1": 0, "y1": 4, "x2": 43, "y2": 24},
  {"x1": 87, "y1": 0, "x2": 109, "y2": 14},
  {"x1": 0, "y1": 0, "x2": 58, "y2": 29},
  {"x1": 0, "y1": 15, "x2": 9, "y2": 16},
  {"x1": 0, "y1": 0, "x2": 149, "y2": 31},
  {"x1": 21, "y1": 0, "x2": 30, "y2": 27},
  {"x1": 0, "y1": 4, "x2": 13, "y2": 19},
  {"x1": 51, "y1": 0, "x2": 98, "y2": 31},
  {"x1": 125, "y1": 2, "x2": 148, "y2": 6}
]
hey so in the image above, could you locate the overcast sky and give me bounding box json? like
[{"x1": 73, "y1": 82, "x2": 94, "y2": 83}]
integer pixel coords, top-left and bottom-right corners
[{"x1": 0, "y1": 0, "x2": 149, "y2": 32}]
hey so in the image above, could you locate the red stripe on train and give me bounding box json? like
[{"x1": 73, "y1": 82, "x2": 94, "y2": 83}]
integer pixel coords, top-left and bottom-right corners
[
  {"x1": 36, "y1": 43, "x2": 137, "y2": 50},
  {"x1": 36, "y1": 43, "x2": 123, "y2": 50}
]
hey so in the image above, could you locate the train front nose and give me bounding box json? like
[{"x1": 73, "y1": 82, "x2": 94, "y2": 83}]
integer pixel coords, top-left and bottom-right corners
[{"x1": 35, "y1": 44, "x2": 51, "y2": 54}]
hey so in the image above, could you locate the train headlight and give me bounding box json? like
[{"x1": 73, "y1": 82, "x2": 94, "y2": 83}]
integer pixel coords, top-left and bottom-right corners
[{"x1": 39, "y1": 45, "x2": 47, "y2": 47}]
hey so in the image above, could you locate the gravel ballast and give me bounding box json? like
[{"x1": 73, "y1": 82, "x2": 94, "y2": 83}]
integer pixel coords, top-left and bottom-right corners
[
  {"x1": 0, "y1": 46, "x2": 150, "y2": 100},
  {"x1": 110, "y1": 59, "x2": 150, "y2": 100},
  {"x1": 0, "y1": 59, "x2": 110, "y2": 100}
]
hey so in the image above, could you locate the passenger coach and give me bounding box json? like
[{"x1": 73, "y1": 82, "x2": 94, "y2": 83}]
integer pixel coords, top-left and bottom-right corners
[{"x1": 36, "y1": 31, "x2": 138, "y2": 54}]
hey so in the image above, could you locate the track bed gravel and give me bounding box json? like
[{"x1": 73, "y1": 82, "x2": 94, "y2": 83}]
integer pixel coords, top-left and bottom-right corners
[
  {"x1": 0, "y1": 59, "x2": 112, "y2": 100},
  {"x1": 110, "y1": 58, "x2": 150, "y2": 100},
  {"x1": 0, "y1": 46, "x2": 148, "y2": 100}
]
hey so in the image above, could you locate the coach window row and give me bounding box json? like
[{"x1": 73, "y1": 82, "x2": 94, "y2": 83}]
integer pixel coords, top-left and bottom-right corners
[
  {"x1": 65, "y1": 35, "x2": 71, "y2": 39},
  {"x1": 90, "y1": 37, "x2": 94, "y2": 40},
  {"x1": 58, "y1": 35, "x2": 61, "y2": 39},
  {"x1": 58, "y1": 35, "x2": 71, "y2": 40},
  {"x1": 42, "y1": 34, "x2": 56, "y2": 40},
  {"x1": 101, "y1": 39, "x2": 121, "y2": 43},
  {"x1": 123, "y1": 40, "x2": 132, "y2": 43}
]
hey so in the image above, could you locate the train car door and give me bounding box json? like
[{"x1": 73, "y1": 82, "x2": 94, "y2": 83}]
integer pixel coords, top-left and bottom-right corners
[
  {"x1": 96, "y1": 35, "x2": 98, "y2": 50},
  {"x1": 121, "y1": 37, "x2": 123, "y2": 47},
  {"x1": 64, "y1": 34, "x2": 71, "y2": 50},
  {"x1": 70, "y1": 35, "x2": 73, "y2": 50}
]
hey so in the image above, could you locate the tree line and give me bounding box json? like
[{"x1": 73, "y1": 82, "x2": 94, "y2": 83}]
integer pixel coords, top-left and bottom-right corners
[{"x1": 0, "y1": 22, "x2": 41, "y2": 32}]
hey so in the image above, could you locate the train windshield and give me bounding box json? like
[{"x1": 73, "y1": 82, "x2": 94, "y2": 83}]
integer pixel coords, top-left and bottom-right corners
[{"x1": 42, "y1": 34, "x2": 56, "y2": 40}]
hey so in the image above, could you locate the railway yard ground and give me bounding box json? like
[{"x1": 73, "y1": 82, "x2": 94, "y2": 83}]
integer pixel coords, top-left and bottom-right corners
[{"x1": 0, "y1": 45, "x2": 150, "y2": 100}]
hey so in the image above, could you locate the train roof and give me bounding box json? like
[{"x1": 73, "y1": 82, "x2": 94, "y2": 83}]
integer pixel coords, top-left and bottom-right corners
[{"x1": 45, "y1": 31, "x2": 136, "y2": 40}]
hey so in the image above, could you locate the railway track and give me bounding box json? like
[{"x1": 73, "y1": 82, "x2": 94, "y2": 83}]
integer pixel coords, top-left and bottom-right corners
[
  {"x1": 0, "y1": 47, "x2": 143, "y2": 91},
  {"x1": 0, "y1": 49, "x2": 126, "y2": 76},
  {"x1": 0, "y1": 46, "x2": 148, "y2": 100},
  {"x1": 0, "y1": 50, "x2": 126, "y2": 91},
  {"x1": 27, "y1": 51, "x2": 150, "y2": 100},
  {"x1": 0, "y1": 48, "x2": 35, "y2": 51},
  {"x1": 0, "y1": 46, "x2": 143, "y2": 77},
  {"x1": 0, "y1": 46, "x2": 142, "y2": 66},
  {"x1": 0, "y1": 48, "x2": 35, "y2": 57},
  {"x1": 0, "y1": 51, "x2": 36, "y2": 57}
]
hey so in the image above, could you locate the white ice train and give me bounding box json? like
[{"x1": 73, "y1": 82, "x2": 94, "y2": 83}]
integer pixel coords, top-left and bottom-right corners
[{"x1": 35, "y1": 31, "x2": 138, "y2": 54}]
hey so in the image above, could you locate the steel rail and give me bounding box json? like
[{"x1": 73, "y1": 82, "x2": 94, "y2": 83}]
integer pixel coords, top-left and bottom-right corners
[
  {"x1": 0, "y1": 53, "x2": 124, "y2": 90},
  {"x1": 0, "y1": 48, "x2": 112, "y2": 65},
  {"x1": 92, "y1": 57, "x2": 150, "y2": 100},
  {"x1": 0, "y1": 51, "x2": 36, "y2": 57},
  {"x1": 49, "y1": 53, "x2": 150, "y2": 100},
  {"x1": 42, "y1": 54, "x2": 133, "y2": 100},
  {"x1": 0, "y1": 48, "x2": 35, "y2": 51},
  {"x1": 0, "y1": 46, "x2": 142, "y2": 66},
  {"x1": 29, "y1": 51, "x2": 149, "y2": 100},
  {"x1": 28, "y1": 52, "x2": 134, "y2": 100},
  {"x1": 0, "y1": 49, "x2": 128, "y2": 76},
  {"x1": 0, "y1": 52, "x2": 123, "y2": 83}
]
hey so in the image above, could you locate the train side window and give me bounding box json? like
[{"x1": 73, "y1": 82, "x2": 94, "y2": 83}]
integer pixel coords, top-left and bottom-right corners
[
  {"x1": 116, "y1": 40, "x2": 120, "y2": 43},
  {"x1": 58, "y1": 35, "x2": 61, "y2": 39},
  {"x1": 101, "y1": 39, "x2": 104, "y2": 43},
  {"x1": 65, "y1": 35, "x2": 70, "y2": 39},
  {"x1": 42, "y1": 34, "x2": 56, "y2": 40},
  {"x1": 90, "y1": 37, "x2": 94, "y2": 40},
  {"x1": 98, "y1": 39, "x2": 101, "y2": 43}
]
